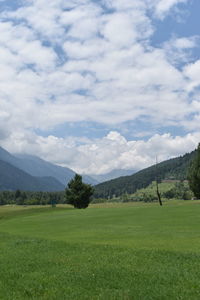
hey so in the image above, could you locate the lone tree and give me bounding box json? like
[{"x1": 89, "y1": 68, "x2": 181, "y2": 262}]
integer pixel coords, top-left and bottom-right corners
[
  {"x1": 65, "y1": 174, "x2": 94, "y2": 209},
  {"x1": 188, "y1": 143, "x2": 200, "y2": 199}
]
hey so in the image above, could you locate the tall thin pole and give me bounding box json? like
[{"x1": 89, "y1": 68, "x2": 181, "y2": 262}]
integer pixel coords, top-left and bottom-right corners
[{"x1": 156, "y1": 156, "x2": 163, "y2": 206}]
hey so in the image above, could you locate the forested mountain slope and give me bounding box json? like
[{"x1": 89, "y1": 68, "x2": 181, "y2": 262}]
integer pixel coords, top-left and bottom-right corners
[
  {"x1": 0, "y1": 160, "x2": 64, "y2": 191},
  {"x1": 94, "y1": 150, "x2": 196, "y2": 198}
]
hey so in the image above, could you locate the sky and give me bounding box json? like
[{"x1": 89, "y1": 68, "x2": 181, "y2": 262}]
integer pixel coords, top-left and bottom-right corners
[{"x1": 0, "y1": 0, "x2": 200, "y2": 175}]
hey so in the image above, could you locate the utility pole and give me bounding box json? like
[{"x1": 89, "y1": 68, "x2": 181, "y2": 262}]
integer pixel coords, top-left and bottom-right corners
[{"x1": 156, "y1": 156, "x2": 163, "y2": 206}]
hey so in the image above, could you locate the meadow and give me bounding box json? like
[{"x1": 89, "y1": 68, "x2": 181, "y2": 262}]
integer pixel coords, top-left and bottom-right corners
[{"x1": 0, "y1": 201, "x2": 200, "y2": 299}]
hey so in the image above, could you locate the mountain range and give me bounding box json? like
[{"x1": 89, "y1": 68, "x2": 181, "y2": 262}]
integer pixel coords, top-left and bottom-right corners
[
  {"x1": 0, "y1": 160, "x2": 64, "y2": 192},
  {"x1": 0, "y1": 146, "x2": 96, "y2": 191},
  {"x1": 0, "y1": 145, "x2": 197, "y2": 193}
]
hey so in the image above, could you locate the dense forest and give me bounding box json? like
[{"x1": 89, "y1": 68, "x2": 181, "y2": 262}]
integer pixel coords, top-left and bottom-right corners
[
  {"x1": 0, "y1": 190, "x2": 65, "y2": 206},
  {"x1": 94, "y1": 150, "x2": 196, "y2": 198}
]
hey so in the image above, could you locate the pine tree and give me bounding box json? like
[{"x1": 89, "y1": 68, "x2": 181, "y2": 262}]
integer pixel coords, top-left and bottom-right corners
[
  {"x1": 188, "y1": 143, "x2": 200, "y2": 199},
  {"x1": 65, "y1": 174, "x2": 94, "y2": 208}
]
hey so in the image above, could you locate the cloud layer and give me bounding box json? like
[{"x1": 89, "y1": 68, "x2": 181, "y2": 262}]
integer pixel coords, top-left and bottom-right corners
[
  {"x1": 0, "y1": 0, "x2": 200, "y2": 173},
  {"x1": 2, "y1": 130, "x2": 199, "y2": 175}
]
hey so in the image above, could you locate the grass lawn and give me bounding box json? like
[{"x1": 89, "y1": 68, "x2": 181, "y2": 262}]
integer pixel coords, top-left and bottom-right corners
[{"x1": 0, "y1": 201, "x2": 200, "y2": 299}]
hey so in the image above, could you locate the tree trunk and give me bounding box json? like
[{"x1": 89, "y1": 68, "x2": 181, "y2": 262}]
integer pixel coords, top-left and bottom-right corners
[{"x1": 156, "y1": 181, "x2": 162, "y2": 206}]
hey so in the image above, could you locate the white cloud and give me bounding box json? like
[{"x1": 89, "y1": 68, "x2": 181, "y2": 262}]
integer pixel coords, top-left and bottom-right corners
[
  {"x1": 163, "y1": 36, "x2": 199, "y2": 65},
  {"x1": 101, "y1": 13, "x2": 138, "y2": 47},
  {"x1": 1, "y1": 130, "x2": 199, "y2": 175},
  {"x1": 184, "y1": 60, "x2": 200, "y2": 90},
  {"x1": 173, "y1": 37, "x2": 197, "y2": 49},
  {"x1": 151, "y1": 0, "x2": 188, "y2": 18},
  {"x1": 0, "y1": 0, "x2": 199, "y2": 174},
  {"x1": 63, "y1": 39, "x2": 110, "y2": 59}
]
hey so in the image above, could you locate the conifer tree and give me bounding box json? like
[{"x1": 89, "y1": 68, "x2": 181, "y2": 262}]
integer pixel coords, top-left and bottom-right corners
[
  {"x1": 188, "y1": 143, "x2": 200, "y2": 199},
  {"x1": 65, "y1": 174, "x2": 94, "y2": 208}
]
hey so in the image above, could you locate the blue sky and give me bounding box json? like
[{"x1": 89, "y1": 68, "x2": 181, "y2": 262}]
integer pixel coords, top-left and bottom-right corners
[
  {"x1": 152, "y1": 1, "x2": 200, "y2": 41},
  {"x1": 0, "y1": 0, "x2": 200, "y2": 174}
]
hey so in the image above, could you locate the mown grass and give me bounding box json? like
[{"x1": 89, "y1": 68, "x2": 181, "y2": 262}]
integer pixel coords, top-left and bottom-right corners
[{"x1": 1, "y1": 201, "x2": 200, "y2": 299}]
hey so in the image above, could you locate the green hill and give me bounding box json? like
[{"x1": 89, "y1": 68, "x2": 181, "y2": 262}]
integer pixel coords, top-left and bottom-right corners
[{"x1": 94, "y1": 150, "x2": 196, "y2": 198}]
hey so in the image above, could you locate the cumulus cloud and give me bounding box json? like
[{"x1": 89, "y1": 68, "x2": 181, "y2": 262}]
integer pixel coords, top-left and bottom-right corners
[
  {"x1": 0, "y1": 0, "x2": 198, "y2": 132},
  {"x1": 1, "y1": 130, "x2": 199, "y2": 175},
  {"x1": 184, "y1": 60, "x2": 200, "y2": 90},
  {"x1": 0, "y1": 0, "x2": 199, "y2": 174}
]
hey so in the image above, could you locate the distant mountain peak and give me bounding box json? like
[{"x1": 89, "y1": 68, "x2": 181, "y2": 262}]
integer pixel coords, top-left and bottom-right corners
[{"x1": 89, "y1": 169, "x2": 136, "y2": 183}]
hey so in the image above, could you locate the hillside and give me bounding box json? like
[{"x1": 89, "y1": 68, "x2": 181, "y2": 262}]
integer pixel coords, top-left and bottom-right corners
[
  {"x1": 0, "y1": 160, "x2": 64, "y2": 192},
  {"x1": 14, "y1": 153, "x2": 77, "y2": 185},
  {"x1": 0, "y1": 147, "x2": 97, "y2": 188},
  {"x1": 15, "y1": 154, "x2": 97, "y2": 185},
  {"x1": 94, "y1": 150, "x2": 196, "y2": 198}
]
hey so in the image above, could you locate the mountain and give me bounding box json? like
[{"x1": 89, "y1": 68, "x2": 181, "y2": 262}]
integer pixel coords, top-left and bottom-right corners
[
  {"x1": 0, "y1": 146, "x2": 97, "y2": 190},
  {"x1": 14, "y1": 153, "x2": 76, "y2": 185},
  {"x1": 0, "y1": 146, "x2": 21, "y2": 167},
  {"x1": 14, "y1": 153, "x2": 97, "y2": 185},
  {"x1": 0, "y1": 160, "x2": 64, "y2": 191},
  {"x1": 94, "y1": 150, "x2": 196, "y2": 198},
  {"x1": 81, "y1": 174, "x2": 99, "y2": 185},
  {"x1": 90, "y1": 169, "x2": 136, "y2": 183}
]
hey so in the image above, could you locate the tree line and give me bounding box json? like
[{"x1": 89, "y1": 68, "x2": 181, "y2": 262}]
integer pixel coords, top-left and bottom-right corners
[
  {"x1": 0, "y1": 174, "x2": 94, "y2": 209},
  {"x1": 0, "y1": 190, "x2": 65, "y2": 206},
  {"x1": 1, "y1": 144, "x2": 200, "y2": 208}
]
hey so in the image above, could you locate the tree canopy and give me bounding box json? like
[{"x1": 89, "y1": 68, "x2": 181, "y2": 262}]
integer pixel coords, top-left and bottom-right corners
[
  {"x1": 65, "y1": 174, "x2": 94, "y2": 209},
  {"x1": 188, "y1": 143, "x2": 200, "y2": 199}
]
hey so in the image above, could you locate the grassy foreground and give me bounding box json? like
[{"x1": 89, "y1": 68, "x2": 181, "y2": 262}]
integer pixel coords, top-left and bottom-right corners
[{"x1": 0, "y1": 201, "x2": 200, "y2": 299}]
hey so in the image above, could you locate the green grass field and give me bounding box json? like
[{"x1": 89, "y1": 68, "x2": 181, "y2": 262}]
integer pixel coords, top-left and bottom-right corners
[
  {"x1": 132, "y1": 181, "x2": 176, "y2": 196},
  {"x1": 1, "y1": 201, "x2": 200, "y2": 299}
]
